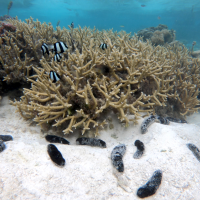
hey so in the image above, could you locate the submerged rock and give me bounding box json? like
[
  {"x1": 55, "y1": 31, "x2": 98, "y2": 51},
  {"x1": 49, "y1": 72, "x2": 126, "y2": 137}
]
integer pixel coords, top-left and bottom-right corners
[
  {"x1": 45, "y1": 135, "x2": 70, "y2": 145},
  {"x1": 47, "y1": 144, "x2": 65, "y2": 167},
  {"x1": 76, "y1": 137, "x2": 106, "y2": 148}
]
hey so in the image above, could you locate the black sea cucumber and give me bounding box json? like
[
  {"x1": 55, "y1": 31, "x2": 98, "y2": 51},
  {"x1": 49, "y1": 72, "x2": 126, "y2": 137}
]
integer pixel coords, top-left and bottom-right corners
[
  {"x1": 141, "y1": 115, "x2": 171, "y2": 134},
  {"x1": 45, "y1": 135, "x2": 70, "y2": 145},
  {"x1": 0, "y1": 140, "x2": 6, "y2": 153},
  {"x1": 76, "y1": 137, "x2": 106, "y2": 148},
  {"x1": 156, "y1": 116, "x2": 170, "y2": 125},
  {"x1": 133, "y1": 140, "x2": 145, "y2": 159},
  {"x1": 111, "y1": 144, "x2": 126, "y2": 172},
  {"x1": 137, "y1": 170, "x2": 162, "y2": 198},
  {"x1": 166, "y1": 117, "x2": 187, "y2": 123},
  {"x1": 0, "y1": 135, "x2": 13, "y2": 141},
  {"x1": 47, "y1": 144, "x2": 65, "y2": 166},
  {"x1": 187, "y1": 143, "x2": 200, "y2": 162},
  {"x1": 141, "y1": 115, "x2": 157, "y2": 134}
]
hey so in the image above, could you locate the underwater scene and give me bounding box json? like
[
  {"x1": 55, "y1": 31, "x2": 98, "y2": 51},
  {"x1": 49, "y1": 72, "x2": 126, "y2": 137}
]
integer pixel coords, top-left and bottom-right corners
[{"x1": 0, "y1": 0, "x2": 200, "y2": 199}]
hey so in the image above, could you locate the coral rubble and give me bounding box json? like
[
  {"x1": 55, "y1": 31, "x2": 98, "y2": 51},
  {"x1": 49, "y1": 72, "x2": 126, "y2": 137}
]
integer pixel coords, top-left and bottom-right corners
[{"x1": 0, "y1": 17, "x2": 198, "y2": 136}]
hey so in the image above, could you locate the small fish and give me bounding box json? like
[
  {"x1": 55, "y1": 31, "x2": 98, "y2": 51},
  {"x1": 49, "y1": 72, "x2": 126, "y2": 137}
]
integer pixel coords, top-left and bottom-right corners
[
  {"x1": 71, "y1": 22, "x2": 74, "y2": 29},
  {"x1": 157, "y1": 16, "x2": 161, "y2": 20},
  {"x1": 41, "y1": 43, "x2": 49, "y2": 55},
  {"x1": 141, "y1": 4, "x2": 146, "y2": 7},
  {"x1": 49, "y1": 71, "x2": 61, "y2": 83},
  {"x1": 99, "y1": 43, "x2": 107, "y2": 50},
  {"x1": 51, "y1": 42, "x2": 68, "y2": 54},
  {"x1": 120, "y1": 25, "x2": 125, "y2": 28},
  {"x1": 54, "y1": 53, "x2": 62, "y2": 62}
]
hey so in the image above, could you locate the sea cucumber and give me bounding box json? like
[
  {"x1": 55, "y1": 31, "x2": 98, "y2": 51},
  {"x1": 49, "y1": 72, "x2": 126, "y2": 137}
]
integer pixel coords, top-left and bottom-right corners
[
  {"x1": 156, "y1": 116, "x2": 170, "y2": 125},
  {"x1": 166, "y1": 117, "x2": 187, "y2": 123},
  {"x1": 45, "y1": 135, "x2": 70, "y2": 145},
  {"x1": 137, "y1": 170, "x2": 162, "y2": 198},
  {"x1": 47, "y1": 144, "x2": 65, "y2": 166},
  {"x1": 111, "y1": 144, "x2": 126, "y2": 172},
  {"x1": 76, "y1": 137, "x2": 106, "y2": 148},
  {"x1": 0, "y1": 139, "x2": 6, "y2": 153},
  {"x1": 0, "y1": 135, "x2": 13, "y2": 141},
  {"x1": 141, "y1": 115, "x2": 157, "y2": 134},
  {"x1": 133, "y1": 140, "x2": 145, "y2": 159},
  {"x1": 141, "y1": 115, "x2": 171, "y2": 134},
  {"x1": 186, "y1": 143, "x2": 200, "y2": 162}
]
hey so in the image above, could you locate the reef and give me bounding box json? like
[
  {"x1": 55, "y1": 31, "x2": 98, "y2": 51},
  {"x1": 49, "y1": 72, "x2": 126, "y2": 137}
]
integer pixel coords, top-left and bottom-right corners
[
  {"x1": 137, "y1": 24, "x2": 176, "y2": 46},
  {"x1": 0, "y1": 17, "x2": 198, "y2": 136}
]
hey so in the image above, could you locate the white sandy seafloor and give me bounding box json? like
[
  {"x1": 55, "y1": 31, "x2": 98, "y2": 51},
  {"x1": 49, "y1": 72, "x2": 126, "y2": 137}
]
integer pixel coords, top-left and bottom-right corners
[{"x1": 0, "y1": 96, "x2": 200, "y2": 200}]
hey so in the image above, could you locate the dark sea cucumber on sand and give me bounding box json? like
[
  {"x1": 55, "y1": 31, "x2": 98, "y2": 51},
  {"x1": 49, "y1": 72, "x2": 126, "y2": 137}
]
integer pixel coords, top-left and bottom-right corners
[
  {"x1": 76, "y1": 137, "x2": 106, "y2": 148},
  {"x1": 141, "y1": 115, "x2": 157, "y2": 134},
  {"x1": 111, "y1": 144, "x2": 126, "y2": 172},
  {"x1": 47, "y1": 144, "x2": 65, "y2": 167},
  {"x1": 0, "y1": 140, "x2": 6, "y2": 153},
  {"x1": 0, "y1": 135, "x2": 13, "y2": 141},
  {"x1": 166, "y1": 117, "x2": 187, "y2": 123},
  {"x1": 133, "y1": 140, "x2": 145, "y2": 159},
  {"x1": 137, "y1": 170, "x2": 162, "y2": 198},
  {"x1": 45, "y1": 135, "x2": 70, "y2": 145},
  {"x1": 156, "y1": 116, "x2": 170, "y2": 125},
  {"x1": 187, "y1": 143, "x2": 200, "y2": 162}
]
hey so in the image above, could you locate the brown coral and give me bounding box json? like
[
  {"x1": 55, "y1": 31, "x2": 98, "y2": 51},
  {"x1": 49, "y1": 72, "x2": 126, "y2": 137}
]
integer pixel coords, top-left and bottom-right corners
[{"x1": 0, "y1": 18, "x2": 198, "y2": 136}]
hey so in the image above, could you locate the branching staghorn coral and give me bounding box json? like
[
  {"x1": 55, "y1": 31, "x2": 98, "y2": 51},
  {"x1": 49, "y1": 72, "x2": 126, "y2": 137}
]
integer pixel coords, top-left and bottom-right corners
[{"x1": 2, "y1": 18, "x2": 198, "y2": 136}]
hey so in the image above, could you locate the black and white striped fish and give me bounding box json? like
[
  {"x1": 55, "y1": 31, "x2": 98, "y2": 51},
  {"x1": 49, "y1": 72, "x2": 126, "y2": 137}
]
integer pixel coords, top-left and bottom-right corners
[
  {"x1": 41, "y1": 43, "x2": 49, "y2": 55},
  {"x1": 99, "y1": 43, "x2": 107, "y2": 50},
  {"x1": 71, "y1": 22, "x2": 74, "y2": 29},
  {"x1": 54, "y1": 53, "x2": 62, "y2": 62},
  {"x1": 49, "y1": 71, "x2": 61, "y2": 83},
  {"x1": 52, "y1": 42, "x2": 68, "y2": 54}
]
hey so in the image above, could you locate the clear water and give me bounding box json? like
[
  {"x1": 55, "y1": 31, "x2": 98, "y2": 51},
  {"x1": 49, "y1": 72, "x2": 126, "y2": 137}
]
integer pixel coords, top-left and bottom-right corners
[{"x1": 0, "y1": 0, "x2": 200, "y2": 49}]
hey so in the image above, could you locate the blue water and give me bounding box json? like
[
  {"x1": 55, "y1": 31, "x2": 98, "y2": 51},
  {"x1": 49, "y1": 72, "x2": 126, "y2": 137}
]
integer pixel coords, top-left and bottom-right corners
[{"x1": 0, "y1": 0, "x2": 200, "y2": 49}]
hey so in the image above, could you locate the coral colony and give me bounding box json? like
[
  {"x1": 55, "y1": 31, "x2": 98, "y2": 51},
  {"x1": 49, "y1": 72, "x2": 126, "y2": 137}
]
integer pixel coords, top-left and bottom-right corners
[
  {"x1": 0, "y1": 17, "x2": 198, "y2": 136},
  {"x1": 1, "y1": 17, "x2": 200, "y2": 198}
]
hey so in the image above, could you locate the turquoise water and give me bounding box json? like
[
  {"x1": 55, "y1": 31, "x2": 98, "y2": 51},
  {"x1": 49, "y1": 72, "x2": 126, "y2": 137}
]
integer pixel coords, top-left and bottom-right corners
[{"x1": 0, "y1": 0, "x2": 200, "y2": 48}]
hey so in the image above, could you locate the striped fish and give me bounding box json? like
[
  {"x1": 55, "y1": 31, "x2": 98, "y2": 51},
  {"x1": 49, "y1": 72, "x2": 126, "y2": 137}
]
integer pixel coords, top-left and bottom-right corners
[
  {"x1": 41, "y1": 43, "x2": 49, "y2": 55},
  {"x1": 49, "y1": 71, "x2": 61, "y2": 83},
  {"x1": 52, "y1": 42, "x2": 68, "y2": 54},
  {"x1": 54, "y1": 53, "x2": 62, "y2": 62},
  {"x1": 99, "y1": 43, "x2": 107, "y2": 50}
]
